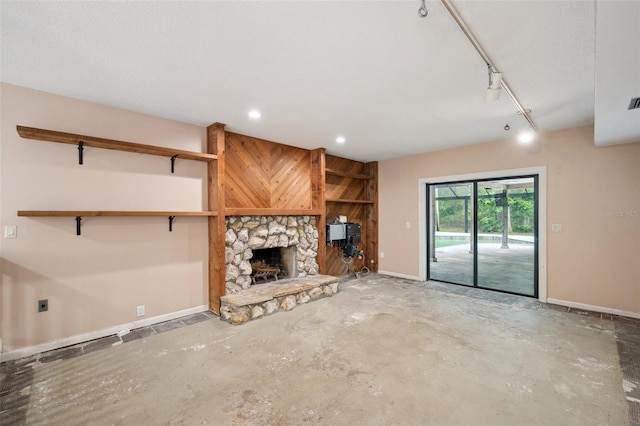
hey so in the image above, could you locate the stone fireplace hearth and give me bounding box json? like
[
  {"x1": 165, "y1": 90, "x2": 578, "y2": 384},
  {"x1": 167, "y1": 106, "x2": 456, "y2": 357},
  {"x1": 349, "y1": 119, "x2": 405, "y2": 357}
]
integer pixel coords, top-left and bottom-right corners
[{"x1": 224, "y1": 215, "x2": 320, "y2": 294}]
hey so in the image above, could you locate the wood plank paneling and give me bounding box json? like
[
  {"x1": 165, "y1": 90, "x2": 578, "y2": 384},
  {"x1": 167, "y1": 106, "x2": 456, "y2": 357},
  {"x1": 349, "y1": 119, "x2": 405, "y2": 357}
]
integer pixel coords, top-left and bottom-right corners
[
  {"x1": 325, "y1": 175, "x2": 366, "y2": 201},
  {"x1": 225, "y1": 132, "x2": 270, "y2": 208},
  {"x1": 325, "y1": 155, "x2": 366, "y2": 202},
  {"x1": 326, "y1": 155, "x2": 366, "y2": 175},
  {"x1": 225, "y1": 132, "x2": 311, "y2": 210},
  {"x1": 270, "y1": 145, "x2": 311, "y2": 209},
  {"x1": 324, "y1": 155, "x2": 372, "y2": 277},
  {"x1": 326, "y1": 201, "x2": 366, "y2": 276},
  {"x1": 224, "y1": 208, "x2": 322, "y2": 216}
]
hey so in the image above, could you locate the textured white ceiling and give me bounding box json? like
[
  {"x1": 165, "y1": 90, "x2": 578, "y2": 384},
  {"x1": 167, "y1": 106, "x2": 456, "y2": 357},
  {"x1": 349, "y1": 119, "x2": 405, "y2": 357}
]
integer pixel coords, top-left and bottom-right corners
[{"x1": 1, "y1": 1, "x2": 637, "y2": 161}]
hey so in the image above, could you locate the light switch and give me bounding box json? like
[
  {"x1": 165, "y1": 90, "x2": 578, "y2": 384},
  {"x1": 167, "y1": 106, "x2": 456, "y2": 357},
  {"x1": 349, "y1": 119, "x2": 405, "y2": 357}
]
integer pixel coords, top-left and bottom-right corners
[
  {"x1": 551, "y1": 224, "x2": 563, "y2": 233},
  {"x1": 4, "y1": 225, "x2": 17, "y2": 238},
  {"x1": 406, "y1": 222, "x2": 411, "y2": 229}
]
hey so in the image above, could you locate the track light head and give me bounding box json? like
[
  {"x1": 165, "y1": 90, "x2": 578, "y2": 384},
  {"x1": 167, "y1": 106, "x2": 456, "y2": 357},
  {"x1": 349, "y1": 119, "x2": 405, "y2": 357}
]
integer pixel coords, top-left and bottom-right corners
[
  {"x1": 486, "y1": 66, "x2": 503, "y2": 101},
  {"x1": 489, "y1": 72, "x2": 503, "y2": 90},
  {"x1": 518, "y1": 128, "x2": 537, "y2": 144},
  {"x1": 486, "y1": 88, "x2": 501, "y2": 101}
]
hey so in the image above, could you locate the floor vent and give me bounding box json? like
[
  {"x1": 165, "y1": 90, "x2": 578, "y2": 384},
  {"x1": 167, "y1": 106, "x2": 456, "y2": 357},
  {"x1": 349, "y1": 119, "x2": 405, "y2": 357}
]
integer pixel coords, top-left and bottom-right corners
[{"x1": 629, "y1": 97, "x2": 640, "y2": 110}]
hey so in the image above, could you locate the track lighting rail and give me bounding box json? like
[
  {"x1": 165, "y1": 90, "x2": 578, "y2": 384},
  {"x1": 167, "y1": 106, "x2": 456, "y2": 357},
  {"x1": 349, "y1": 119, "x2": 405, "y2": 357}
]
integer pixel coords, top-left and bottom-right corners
[{"x1": 439, "y1": 0, "x2": 538, "y2": 132}]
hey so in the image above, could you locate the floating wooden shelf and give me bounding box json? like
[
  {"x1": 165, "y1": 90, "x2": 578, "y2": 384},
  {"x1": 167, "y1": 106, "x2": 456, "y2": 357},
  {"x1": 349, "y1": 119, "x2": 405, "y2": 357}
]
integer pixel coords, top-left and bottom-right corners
[
  {"x1": 325, "y1": 198, "x2": 375, "y2": 204},
  {"x1": 18, "y1": 211, "x2": 217, "y2": 217},
  {"x1": 18, "y1": 211, "x2": 218, "y2": 235},
  {"x1": 325, "y1": 168, "x2": 372, "y2": 180},
  {"x1": 17, "y1": 126, "x2": 217, "y2": 163},
  {"x1": 224, "y1": 208, "x2": 323, "y2": 216}
]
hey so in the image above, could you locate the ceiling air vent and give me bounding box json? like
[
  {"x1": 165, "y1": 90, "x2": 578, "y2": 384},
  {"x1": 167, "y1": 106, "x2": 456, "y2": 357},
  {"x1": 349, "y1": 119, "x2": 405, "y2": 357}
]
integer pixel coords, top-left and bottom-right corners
[{"x1": 629, "y1": 97, "x2": 640, "y2": 110}]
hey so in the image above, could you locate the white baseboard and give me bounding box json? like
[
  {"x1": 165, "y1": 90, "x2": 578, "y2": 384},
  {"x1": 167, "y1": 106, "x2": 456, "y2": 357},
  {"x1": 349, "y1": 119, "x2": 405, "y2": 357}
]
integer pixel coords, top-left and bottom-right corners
[
  {"x1": 377, "y1": 270, "x2": 422, "y2": 281},
  {"x1": 546, "y1": 298, "x2": 640, "y2": 320},
  {"x1": 1, "y1": 305, "x2": 210, "y2": 363}
]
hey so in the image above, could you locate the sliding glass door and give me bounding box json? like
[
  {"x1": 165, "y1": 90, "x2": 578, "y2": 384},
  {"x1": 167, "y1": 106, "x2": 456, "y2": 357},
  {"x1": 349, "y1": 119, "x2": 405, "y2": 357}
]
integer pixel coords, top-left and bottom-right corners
[
  {"x1": 428, "y1": 182, "x2": 474, "y2": 286},
  {"x1": 427, "y1": 175, "x2": 538, "y2": 297}
]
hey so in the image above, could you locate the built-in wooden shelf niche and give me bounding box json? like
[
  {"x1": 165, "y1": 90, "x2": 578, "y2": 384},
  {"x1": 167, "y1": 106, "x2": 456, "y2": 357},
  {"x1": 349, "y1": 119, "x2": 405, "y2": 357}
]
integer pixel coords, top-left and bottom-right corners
[{"x1": 324, "y1": 154, "x2": 378, "y2": 277}]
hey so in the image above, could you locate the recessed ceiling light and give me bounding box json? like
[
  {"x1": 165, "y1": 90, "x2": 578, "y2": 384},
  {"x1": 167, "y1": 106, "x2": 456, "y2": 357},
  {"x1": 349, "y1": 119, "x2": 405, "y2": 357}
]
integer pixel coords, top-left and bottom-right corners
[
  {"x1": 248, "y1": 110, "x2": 261, "y2": 119},
  {"x1": 336, "y1": 136, "x2": 346, "y2": 144}
]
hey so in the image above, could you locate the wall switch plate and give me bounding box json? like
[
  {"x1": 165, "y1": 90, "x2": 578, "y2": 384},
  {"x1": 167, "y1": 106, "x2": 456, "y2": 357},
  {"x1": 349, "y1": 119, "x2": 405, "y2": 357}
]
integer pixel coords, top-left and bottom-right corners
[
  {"x1": 4, "y1": 225, "x2": 17, "y2": 238},
  {"x1": 38, "y1": 299, "x2": 48, "y2": 312},
  {"x1": 137, "y1": 305, "x2": 145, "y2": 317},
  {"x1": 405, "y1": 222, "x2": 411, "y2": 229},
  {"x1": 380, "y1": 252, "x2": 384, "y2": 258},
  {"x1": 551, "y1": 224, "x2": 563, "y2": 233}
]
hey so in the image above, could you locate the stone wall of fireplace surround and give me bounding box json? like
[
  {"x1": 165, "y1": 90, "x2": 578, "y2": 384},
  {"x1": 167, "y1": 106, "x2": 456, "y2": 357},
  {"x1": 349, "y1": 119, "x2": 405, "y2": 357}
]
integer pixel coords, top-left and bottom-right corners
[{"x1": 225, "y1": 216, "x2": 319, "y2": 293}]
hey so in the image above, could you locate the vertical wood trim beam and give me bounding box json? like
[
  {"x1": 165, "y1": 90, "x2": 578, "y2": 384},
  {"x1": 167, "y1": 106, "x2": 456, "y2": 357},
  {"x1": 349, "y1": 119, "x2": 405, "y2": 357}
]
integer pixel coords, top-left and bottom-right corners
[
  {"x1": 365, "y1": 161, "x2": 379, "y2": 272},
  {"x1": 310, "y1": 148, "x2": 326, "y2": 274},
  {"x1": 207, "y1": 123, "x2": 226, "y2": 314}
]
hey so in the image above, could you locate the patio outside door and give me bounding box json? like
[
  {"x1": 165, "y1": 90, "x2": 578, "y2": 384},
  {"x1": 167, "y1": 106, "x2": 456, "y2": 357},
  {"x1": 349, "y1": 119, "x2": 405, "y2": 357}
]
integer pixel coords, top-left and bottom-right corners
[
  {"x1": 427, "y1": 176, "x2": 538, "y2": 297},
  {"x1": 428, "y1": 182, "x2": 474, "y2": 286}
]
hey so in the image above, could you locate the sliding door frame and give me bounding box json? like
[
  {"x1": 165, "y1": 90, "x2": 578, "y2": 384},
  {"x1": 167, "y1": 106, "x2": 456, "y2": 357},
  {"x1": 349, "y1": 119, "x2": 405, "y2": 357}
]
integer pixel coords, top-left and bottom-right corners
[{"x1": 418, "y1": 166, "x2": 547, "y2": 302}]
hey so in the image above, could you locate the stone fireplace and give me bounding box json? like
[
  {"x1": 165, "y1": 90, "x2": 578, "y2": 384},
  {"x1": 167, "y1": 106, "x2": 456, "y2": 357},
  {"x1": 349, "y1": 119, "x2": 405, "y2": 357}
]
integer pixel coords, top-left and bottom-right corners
[{"x1": 224, "y1": 215, "x2": 319, "y2": 294}]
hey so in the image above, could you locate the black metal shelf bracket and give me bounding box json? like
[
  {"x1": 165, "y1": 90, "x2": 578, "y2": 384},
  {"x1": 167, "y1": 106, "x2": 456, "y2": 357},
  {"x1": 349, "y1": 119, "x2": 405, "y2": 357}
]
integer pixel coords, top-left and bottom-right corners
[
  {"x1": 170, "y1": 155, "x2": 178, "y2": 173},
  {"x1": 75, "y1": 216, "x2": 82, "y2": 236},
  {"x1": 168, "y1": 215, "x2": 176, "y2": 232},
  {"x1": 78, "y1": 141, "x2": 84, "y2": 165}
]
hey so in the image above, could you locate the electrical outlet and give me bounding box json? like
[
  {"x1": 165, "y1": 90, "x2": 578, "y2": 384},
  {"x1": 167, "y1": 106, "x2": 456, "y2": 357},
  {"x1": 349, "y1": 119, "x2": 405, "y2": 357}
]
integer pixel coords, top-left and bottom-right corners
[
  {"x1": 551, "y1": 224, "x2": 563, "y2": 233},
  {"x1": 136, "y1": 305, "x2": 145, "y2": 317},
  {"x1": 4, "y1": 225, "x2": 17, "y2": 239},
  {"x1": 38, "y1": 299, "x2": 48, "y2": 312}
]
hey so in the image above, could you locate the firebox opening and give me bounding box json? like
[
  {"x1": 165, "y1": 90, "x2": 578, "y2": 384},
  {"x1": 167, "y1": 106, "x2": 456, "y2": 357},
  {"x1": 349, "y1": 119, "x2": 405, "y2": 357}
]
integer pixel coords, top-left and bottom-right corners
[{"x1": 250, "y1": 247, "x2": 297, "y2": 285}]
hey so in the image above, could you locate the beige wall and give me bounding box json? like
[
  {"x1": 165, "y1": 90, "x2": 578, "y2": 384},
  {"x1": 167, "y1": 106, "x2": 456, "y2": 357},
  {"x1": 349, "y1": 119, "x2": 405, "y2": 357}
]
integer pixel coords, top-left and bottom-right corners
[
  {"x1": 379, "y1": 126, "x2": 640, "y2": 315},
  {"x1": 2, "y1": 83, "x2": 638, "y2": 354},
  {"x1": 1, "y1": 84, "x2": 210, "y2": 352}
]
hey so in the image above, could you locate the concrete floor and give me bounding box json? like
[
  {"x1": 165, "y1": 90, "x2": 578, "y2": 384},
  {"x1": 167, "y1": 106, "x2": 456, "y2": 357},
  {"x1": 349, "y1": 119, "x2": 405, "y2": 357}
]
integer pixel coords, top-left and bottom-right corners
[
  {"x1": 430, "y1": 243, "x2": 535, "y2": 296},
  {"x1": 1, "y1": 274, "x2": 636, "y2": 425}
]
